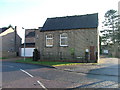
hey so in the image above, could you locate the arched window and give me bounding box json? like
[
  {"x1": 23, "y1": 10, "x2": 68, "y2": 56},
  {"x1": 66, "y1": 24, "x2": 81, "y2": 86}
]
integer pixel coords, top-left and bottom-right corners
[{"x1": 60, "y1": 33, "x2": 68, "y2": 46}]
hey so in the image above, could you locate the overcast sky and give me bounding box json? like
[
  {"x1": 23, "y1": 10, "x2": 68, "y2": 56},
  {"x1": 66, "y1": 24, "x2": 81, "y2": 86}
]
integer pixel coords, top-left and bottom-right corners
[{"x1": 0, "y1": 0, "x2": 119, "y2": 43}]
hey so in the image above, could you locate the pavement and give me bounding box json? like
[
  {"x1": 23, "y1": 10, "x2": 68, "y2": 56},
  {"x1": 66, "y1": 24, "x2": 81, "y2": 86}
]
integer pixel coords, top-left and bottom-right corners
[{"x1": 54, "y1": 58, "x2": 119, "y2": 77}]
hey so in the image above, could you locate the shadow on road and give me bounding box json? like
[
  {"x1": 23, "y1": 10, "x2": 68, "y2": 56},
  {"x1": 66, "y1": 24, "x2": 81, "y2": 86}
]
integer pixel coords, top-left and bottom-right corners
[
  {"x1": 69, "y1": 80, "x2": 117, "y2": 89},
  {"x1": 2, "y1": 61, "x2": 55, "y2": 72},
  {"x1": 88, "y1": 65, "x2": 119, "y2": 76},
  {"x1": 85, "y1": 57, "x2": 119, "y2": 82},
  {"x1": 68, "y1": 58, "x2": 119, "y2": 89},
  {"x1": 69, "y1": 64, "x2": 119, "y2": 89}
]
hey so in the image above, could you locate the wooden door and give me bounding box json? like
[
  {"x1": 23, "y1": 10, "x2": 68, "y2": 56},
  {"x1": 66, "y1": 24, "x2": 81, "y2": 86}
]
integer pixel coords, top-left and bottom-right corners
[{"x1": 90, "y1": 46, "x2": 95, "y2": 60}]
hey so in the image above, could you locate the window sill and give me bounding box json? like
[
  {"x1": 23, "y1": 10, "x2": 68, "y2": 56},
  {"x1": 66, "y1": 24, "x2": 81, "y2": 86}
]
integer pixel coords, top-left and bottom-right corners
[
  {"x1": 46, "y1": 45, "x2": 53, "y2": 48},
  {"x1": 60, "y1": 45, "x2": 68, "y2": 47}
]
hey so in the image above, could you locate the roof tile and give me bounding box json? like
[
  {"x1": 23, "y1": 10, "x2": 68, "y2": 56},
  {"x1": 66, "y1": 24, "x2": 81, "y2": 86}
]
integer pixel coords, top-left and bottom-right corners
[{"x1": 41, "y1": 13, "x2": 98, "y2": 31}]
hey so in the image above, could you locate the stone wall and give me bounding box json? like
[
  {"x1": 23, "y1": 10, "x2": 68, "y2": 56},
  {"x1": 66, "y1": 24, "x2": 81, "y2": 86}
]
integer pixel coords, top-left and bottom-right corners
[
  {"x1": 0, "y1": 31, "x2": 21, "y2": 57},
  {"x1": 36, "y1": 28, "x2": 98, "y2": 63},
  {"x1": 25, "y1": 29, "x2": 36, "y2": 43},
  {"x1": 0, "y1": 51, "x2": 16, "y2": 58},
  {"x1": 26, "y1": 37, "x2": 35, "y2": 43}
]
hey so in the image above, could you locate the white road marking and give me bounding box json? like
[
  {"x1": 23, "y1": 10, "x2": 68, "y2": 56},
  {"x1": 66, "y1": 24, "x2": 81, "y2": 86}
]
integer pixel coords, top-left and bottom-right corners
[
  {"x1": 20, "y1": 69, "x2": 34, "y2": 77},
  {"x1": 37, "y1": 81, "x2": 47, "y2": 90},
  {"x1": 20, "y1": 69, "x2": 47, "y2": 89}
]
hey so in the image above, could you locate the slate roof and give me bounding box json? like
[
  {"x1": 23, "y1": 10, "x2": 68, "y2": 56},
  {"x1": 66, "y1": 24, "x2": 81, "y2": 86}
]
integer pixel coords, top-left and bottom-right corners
[
  {"x1": 25, "y1": 31, "x2": 35, "y2": 38},
  {"x1": 41, "y1": 13, "x2": 98, "y2": 31},
  {"x1": 0, "y1": 27, "x2": 8, "y2": 34}
]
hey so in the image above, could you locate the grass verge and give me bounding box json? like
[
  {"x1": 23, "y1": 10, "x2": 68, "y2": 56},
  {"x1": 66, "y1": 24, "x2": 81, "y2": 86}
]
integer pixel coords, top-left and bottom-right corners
[
  {"x1": 14, "y1": 58, "x2": 89, "y2": 66},
  {"x1": 0, "y1": 57, "x2": 8, "y2": 59}
]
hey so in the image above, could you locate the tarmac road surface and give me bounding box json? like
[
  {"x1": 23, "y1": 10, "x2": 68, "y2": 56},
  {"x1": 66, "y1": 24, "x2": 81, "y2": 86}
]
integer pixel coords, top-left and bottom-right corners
[{"x1": 1, "y1": 58, "x2": 119, "y2": 89}]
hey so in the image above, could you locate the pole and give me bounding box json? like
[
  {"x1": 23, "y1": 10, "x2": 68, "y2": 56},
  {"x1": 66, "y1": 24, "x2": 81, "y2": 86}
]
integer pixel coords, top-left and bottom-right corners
[
  {"x1": 14, "y1": 26, "x2": 17, "y2": 55},
  {"x1": 23, "y1": 27, "x2": 26, "y2": 61}
]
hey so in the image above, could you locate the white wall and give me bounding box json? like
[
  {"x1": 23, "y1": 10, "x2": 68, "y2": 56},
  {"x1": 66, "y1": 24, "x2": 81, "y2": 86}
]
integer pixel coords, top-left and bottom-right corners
[
  {"x1": 118, "y1": 1, "x2": 120, "y2": 15},
  {"x1": 21, "y1": 48, "x2": 35, "y2": 57}
]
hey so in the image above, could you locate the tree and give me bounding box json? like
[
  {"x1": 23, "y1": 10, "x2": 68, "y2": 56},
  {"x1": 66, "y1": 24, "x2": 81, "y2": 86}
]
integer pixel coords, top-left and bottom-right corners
[{"x1": 101, "y1": 9, "x2": 119, "y2": 45}]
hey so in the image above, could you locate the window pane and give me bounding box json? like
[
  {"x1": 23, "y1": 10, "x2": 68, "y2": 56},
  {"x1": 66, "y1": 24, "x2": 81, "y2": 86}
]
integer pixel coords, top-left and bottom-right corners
[
  {"x1": 46, "y1": 34, "x2": 53, "y2": 46},
  {"x1": 46, "y1": 39, "x2": 53, "y2": 46},
  {"x1": 61, "y1": 33, "x2": 67, "y2": 37},
  {"x1": 61, "y1": 38, "x2": 68, "y2": 45},
  {"x1": 60, "y1": 33, "x2": 68, "y2": 46},
  {"x1": 47, "y1": 34, "x2": 53, "y2": 38},
  {"x1": 47, "y1": 39, "x2": 53, "y2": 45}
]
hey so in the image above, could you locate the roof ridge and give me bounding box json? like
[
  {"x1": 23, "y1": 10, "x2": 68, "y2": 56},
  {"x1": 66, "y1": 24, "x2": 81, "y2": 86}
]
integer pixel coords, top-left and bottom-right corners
[
  {"x1": 48, "y1": 13, "x2": 98, "y2": 19},
  {"x1": 41, "y1": 13, "x2": 98, "y2": 31}
]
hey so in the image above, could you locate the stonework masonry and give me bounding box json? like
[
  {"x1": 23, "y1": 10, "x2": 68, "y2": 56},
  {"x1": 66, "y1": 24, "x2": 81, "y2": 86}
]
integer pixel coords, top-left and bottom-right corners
[
  {"x1": 35, "y1": 28, "x2": 98, "y2": 63},
  {"x1": 0, "y1": 30, "x2": 21, "y2": 57}
]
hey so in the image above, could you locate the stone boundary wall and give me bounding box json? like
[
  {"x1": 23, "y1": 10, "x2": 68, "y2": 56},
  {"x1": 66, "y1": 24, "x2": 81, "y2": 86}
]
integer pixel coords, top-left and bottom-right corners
[{"x1": 0, "y1": 51, "x2": 16, "y2": 58}]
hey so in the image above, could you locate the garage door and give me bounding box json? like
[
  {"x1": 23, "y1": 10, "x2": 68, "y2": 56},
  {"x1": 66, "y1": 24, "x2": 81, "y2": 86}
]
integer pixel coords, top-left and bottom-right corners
[{"x1": 21, "y1": 48, "x2": 35, "y2": 57}]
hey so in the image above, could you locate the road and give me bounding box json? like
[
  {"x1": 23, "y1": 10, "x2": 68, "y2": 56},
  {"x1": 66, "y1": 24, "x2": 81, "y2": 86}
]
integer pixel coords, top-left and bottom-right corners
[{"x1": 1, "y1": 58, "x2": 119, "y2": 89}]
